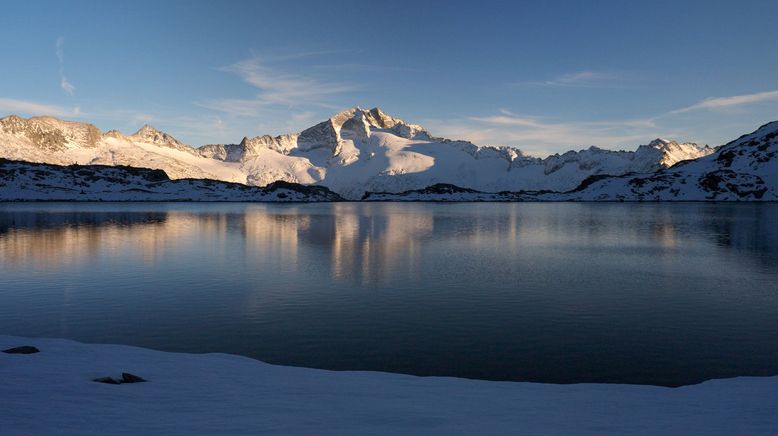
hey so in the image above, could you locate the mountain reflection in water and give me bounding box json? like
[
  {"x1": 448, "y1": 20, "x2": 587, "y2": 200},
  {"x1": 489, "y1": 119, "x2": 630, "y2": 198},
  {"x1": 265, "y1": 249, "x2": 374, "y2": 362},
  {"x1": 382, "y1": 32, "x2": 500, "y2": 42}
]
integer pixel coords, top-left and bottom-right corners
[{"x1": 1, "y1": 202, "x2": 777, "y2": 386}]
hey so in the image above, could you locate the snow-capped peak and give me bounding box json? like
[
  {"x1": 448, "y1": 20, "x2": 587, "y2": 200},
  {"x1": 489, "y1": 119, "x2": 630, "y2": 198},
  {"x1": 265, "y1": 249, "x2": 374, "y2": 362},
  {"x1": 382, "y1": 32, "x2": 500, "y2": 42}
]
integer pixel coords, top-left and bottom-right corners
[
  {"x1": 0, "y1": 114, "x2": 101, "y2": 149},
  {"x1": 648, "y1": 138, "x2": 672, "y2": 147},
  {"x1": 130, "y1": 124, "x2": 188, "y2": 149},
  {"x1": 646, "y1": 138, "x2": 707, "y2": 152},
  {"x1": 328, "y1": 107, "x2": 431, "y2": 140},
  {"x1": 633, "y1": 138, "x2": 713, "y2": 168}
]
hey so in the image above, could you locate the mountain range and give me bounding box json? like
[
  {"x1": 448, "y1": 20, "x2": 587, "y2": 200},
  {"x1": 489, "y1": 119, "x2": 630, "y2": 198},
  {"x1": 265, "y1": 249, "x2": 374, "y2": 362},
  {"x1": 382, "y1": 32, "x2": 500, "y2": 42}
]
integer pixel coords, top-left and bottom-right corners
[{"x1": 0, "y1": 108, "x2": 775, "y2": 201}]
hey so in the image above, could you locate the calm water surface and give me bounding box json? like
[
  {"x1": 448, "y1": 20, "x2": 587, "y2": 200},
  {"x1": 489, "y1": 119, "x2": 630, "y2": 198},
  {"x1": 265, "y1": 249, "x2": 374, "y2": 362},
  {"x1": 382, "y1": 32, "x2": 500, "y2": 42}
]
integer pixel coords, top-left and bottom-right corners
[{"x1": 1, "y1": 202, "x2": 777, "y2": 386}]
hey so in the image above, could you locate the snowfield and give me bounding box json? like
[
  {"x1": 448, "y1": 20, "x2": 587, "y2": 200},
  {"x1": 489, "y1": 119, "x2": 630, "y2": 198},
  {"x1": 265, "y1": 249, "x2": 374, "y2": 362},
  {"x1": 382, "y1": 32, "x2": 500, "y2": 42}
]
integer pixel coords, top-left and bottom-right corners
[{"x1": 1, "y1": 335, "x2": 776, "y2": 435}]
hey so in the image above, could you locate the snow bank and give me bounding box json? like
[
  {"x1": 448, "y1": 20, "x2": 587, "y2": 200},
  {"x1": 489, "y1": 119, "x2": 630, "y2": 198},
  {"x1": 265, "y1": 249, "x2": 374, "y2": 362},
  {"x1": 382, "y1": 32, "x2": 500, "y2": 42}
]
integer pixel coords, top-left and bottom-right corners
[{"x1": 1, "y1": 335, "x2": 776, "y2": 434}]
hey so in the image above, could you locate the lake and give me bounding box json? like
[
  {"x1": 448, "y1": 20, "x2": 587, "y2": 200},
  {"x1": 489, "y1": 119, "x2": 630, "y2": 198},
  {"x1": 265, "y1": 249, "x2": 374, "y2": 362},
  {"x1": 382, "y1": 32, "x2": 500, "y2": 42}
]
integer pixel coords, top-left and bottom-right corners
[{"x1": 1, "y1": 202, "x2": 777, "y2": 386}]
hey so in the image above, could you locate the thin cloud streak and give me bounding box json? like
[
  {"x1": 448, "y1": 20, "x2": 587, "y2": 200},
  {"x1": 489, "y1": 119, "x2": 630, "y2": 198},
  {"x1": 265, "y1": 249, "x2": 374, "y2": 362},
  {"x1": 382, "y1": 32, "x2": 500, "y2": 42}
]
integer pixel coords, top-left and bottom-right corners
[
  {"x1": 310, "y1": 63, "x2": 419, "y2": 73},
  {"x1": 441, "y1": 88, "x2": 778, "y2": 156},
  {"x1": 456, "y1": 114, "x2": 662, "y2": 155},
  {"x1": 197, "y1": 98, "x2": 270, "y2": 118},
  {"x1": 202, "y1": 55, "x2": 355, "y2": 117},
  {"x1": 262, "y1": 49, "x2": 355, "y2": 62},
  {"x1": 670, "y1": 90, "x2": 778, "y2": 114},
  {"x1": 80, "y1": 108, "x2": 228, "y2": 140},
  {"x1": 0, "y1": 98, "x2": 78, "y2": 118},
  {"x1": 56, "y1": 37, "x2": 75, "y2": 96},
  {"x1": 0, "y1": 99, "x2": 227, "y2": 146},
  {"x1": 426, "y1": 107, "x2": 670, "y2": 157},
  {"x1": 513, "y1": 70, "x2": 628, "y2": 88}
]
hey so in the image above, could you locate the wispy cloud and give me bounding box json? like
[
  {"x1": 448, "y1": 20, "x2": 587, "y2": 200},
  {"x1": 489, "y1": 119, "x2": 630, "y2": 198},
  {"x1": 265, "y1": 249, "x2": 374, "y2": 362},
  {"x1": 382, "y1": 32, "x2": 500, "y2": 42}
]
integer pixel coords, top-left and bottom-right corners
[
  {"x1": 422, "y1": 107, "x2": 670, "y2": 157},
  {"x1": 55, "y1": 37, "x2": 75, "y2": 96},
  {"x1": 147, "y1": 115, "x2": 228, "y2": 142},
  {"x1": 200, "y1": 55, "x2": 355, "y2": 117},
  {"x1": 429, "y1": 87, "x2": 778, "y2": 156},
  {"x1": 263, "y1": 49, "x2": 354, "y2": 62},
  {"x1": 450, "y1": 111, "x2": 661, "y2": 156},
  {"x1": 198, "y1": 98, "x2": 269, "y2": 118},
  {"x1": 290, "y1": 111, "x2": 317, "y2": 124},
  {"x1": 76, "y1": 106, "x2": 230, "y2": 144},
  {"x1": 0, "y1": 98, "x2": 78, "y2": 117},
  {"x1": 670, "y1": 90, "x2": 778, "y2": 114},
  {"x1": 311, "y1": 63, "x2": 418, "y2": 73},
  {"x1": 514, "y1": 70, "x2": 628, "y2": 88}
]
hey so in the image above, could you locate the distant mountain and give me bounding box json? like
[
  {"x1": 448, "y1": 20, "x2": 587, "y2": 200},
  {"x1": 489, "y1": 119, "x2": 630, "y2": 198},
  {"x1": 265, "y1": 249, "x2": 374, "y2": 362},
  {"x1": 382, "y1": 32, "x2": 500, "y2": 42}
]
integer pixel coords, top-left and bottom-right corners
[
  {"x1": 0, "y1": 159, "x2": 341, "y2": 202},
  {"x1": 362, "y1": 121, "x2": 778, "y2": 202},
  {"x1": 543, "y1": 120, "x2": 778, "y2": 201},
  {"x1": 0, "y1": 108, "x2": 712, "y2": 199},
  {"x1": 0, "y1": 115, "x2": 246, "y2": 183}
]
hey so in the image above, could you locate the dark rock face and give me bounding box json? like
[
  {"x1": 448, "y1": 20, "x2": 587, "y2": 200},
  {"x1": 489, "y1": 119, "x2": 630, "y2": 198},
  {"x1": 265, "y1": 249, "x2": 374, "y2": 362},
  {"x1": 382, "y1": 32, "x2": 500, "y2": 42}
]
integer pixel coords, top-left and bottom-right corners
[
  {"x1": 362, "y1": 183, "x2": 482, "y2": 200},
  {"x1": 297, "y1": 119, "x2": 339, "y2": 153},
  {"x1": 698, "y1": 170, "x2": 767, "y2": 199},
  {"x1": 2, "y1": 345, "x2": 40, "y2": 354},
  {"x1": 264, "y1": 180, "x2": 343, "y2": 201},
  {"x1": 420, "y1": 183, "x2": 480, "y2": 194},
  {"x1": 571, "y1": 174, "x2": 614, "y2": 192}
]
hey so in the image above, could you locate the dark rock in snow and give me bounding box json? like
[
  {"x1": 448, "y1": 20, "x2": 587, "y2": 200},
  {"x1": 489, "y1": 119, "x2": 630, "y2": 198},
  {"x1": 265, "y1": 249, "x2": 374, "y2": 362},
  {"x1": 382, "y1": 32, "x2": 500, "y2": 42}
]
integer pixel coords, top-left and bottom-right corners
[
  {"x1": 93, "y1": 373, "x2": 147, "y2": 384},
  {"x1": 121, "y1": 372, "x2": 147, "y2": 383},
  {"x1": 2, "y1": 345, "x2": 40, "y2": 354},
  {"x1": 93, "y1": 376, "x2": 121, "y2": 385}
]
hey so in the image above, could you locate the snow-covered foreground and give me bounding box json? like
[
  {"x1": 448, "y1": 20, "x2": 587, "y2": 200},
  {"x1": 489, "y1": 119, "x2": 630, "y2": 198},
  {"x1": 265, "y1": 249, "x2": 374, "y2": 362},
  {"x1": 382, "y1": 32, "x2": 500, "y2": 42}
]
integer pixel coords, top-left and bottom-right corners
[{"x1": 1, "y1": 336, "x2": 776, "y2": 435}]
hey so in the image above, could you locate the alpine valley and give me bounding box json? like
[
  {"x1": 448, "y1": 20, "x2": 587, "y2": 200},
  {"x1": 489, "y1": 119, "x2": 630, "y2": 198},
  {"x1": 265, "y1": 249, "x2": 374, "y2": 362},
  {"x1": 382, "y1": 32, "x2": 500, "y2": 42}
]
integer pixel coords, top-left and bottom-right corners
[{"x1": 1, "y1": 107, "x2": 776, "y2": 201}]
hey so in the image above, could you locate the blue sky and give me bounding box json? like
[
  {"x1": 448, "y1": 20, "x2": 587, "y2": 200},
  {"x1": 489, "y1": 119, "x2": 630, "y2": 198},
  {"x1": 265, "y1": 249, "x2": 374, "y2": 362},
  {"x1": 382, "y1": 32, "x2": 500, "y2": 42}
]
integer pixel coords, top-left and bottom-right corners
[{"x1": 1, "y1": 0, "x2": 777, "y2": 156}]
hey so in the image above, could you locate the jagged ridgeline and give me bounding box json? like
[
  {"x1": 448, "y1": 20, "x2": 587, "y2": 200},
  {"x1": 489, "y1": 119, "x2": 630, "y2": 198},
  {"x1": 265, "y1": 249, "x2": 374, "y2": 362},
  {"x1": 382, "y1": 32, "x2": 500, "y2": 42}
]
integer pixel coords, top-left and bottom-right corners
[{"x1": 2, "y1": 107, "x2": 774, "y2": 201}]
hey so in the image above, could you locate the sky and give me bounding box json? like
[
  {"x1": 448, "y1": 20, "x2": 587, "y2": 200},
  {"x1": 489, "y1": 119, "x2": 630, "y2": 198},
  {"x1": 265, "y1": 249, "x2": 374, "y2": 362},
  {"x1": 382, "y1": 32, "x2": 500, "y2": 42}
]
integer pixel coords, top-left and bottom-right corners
[{"x1": 1, "y1": 0, "x2": 778, "y2": 157}]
